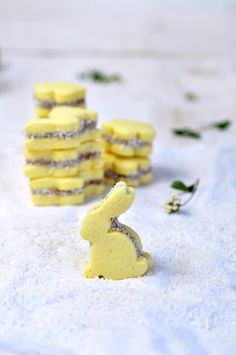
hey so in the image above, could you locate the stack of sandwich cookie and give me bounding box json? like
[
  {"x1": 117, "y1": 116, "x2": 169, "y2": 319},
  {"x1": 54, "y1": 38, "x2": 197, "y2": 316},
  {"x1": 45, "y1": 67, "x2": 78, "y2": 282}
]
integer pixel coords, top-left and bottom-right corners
[
  {"x1": 102, "y1": 119, "x2": 156, "y2": 187},
  {"x1": 25, "y1": 106, "x2": 104, "y2": 206},
  {"x1": 34, "y1": 82, "x2": 86, "y2": 118}
]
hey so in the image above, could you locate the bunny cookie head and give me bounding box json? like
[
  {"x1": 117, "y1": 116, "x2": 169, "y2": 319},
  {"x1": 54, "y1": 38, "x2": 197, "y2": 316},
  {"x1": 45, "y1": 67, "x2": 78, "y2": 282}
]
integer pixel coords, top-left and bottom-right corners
[
  {"x1": 80, "y1": 181, "x2": 152, "y2": 280},
  {"x1": 97, "y1": 181, "x2": 135, "y2": 217},
  {"x1": 80, "y1": 181, "x2": 135, "y2": 241}
]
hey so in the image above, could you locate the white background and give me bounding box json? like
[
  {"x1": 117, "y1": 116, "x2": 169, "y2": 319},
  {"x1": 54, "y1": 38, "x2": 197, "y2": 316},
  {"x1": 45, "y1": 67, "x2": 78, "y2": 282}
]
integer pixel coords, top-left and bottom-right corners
[{"x1": 0, "y1": 1, "x2": 236, "y2": 355}]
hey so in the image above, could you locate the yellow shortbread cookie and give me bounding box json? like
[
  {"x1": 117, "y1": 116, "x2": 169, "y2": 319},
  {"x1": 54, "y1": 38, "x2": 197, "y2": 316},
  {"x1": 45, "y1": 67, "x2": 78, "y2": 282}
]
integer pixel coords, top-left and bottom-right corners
[
  {"x1": 30, "y1": 171, "x2": 104, "y2": 206},
  {"x1": 49, "y1": 106, "x2": 97, "y2": 122},
  {"x1": 102, "y1": 119, "x2": 156, "y2": 157},
  {"x1": 80, "y1": 181, "x2": 152, "y2": 280},
  {"x1": 104, "y1": 153, "x2": 152, "y2": 187},
  {"x1": 25, "y1": 114, "x2": 100, "y2": 151},
  {"x1": 34, "y1": 82, "x2": 86, "y2": 117},
  {"x1": 25, "y1": 141, "x2": 104, "y2": 178}
]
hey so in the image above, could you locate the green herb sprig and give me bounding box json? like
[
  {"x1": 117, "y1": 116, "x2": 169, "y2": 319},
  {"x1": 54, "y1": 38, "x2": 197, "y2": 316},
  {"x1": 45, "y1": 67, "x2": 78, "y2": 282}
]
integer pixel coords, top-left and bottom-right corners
[
  {"x1": 172, "y1": 119, "x2": 231, "y2": 139},
  {"x1": 78, "y1": 69, "x2": 122, "y2": 84},
  {"x1": 185, "y1": 91, "x2": 198, "y2": 102},
  {"x1": 164, "y1": 179, "x2": 200, "y2": 214}
]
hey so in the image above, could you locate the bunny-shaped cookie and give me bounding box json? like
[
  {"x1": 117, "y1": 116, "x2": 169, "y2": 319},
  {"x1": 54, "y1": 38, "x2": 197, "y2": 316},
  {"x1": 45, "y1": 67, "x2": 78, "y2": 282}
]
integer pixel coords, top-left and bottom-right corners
[{"x1": 80, "y1": 181, "x2": 152, "y2": 280}]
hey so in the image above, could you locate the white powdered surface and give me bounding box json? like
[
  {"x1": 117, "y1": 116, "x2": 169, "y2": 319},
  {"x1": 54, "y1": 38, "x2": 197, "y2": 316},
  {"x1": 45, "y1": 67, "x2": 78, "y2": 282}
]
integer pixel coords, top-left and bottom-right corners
[{"x1": 0, "y1": 1, "x2": 236, "y2": 354}]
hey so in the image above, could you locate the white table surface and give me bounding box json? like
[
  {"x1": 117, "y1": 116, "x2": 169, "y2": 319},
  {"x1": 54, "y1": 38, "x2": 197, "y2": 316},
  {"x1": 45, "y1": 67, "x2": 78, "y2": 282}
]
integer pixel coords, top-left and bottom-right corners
[{"x1": 0, "y1": 1, "x2": 236, "y2": 354}]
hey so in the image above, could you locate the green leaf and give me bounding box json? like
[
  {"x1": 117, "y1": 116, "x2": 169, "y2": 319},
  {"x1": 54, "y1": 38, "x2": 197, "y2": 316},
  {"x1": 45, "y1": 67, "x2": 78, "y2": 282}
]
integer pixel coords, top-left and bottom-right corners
[
  {"x1": 91, "y1": 71, "x2": 105, "y2": 82},
  {"x1": 171, "y1": 179, "x2": 200, "y2": 194},
  {"x1": 171, "y1": 181, "x2": 191, "y2": 193},
  {"x1": 213, "y1": 120, "x2": 231, "y2": 130},
  {"x1": 172, "y1": 128, "x2": 201, "y2": 139},
  {"x1": 187, "y1": 181, "x2": 198, "y2": 193},
  {"x1": 185, "y1": 91, "x2": 198, "y2": 101},
  {"x1": 78, "y1": 70, "x2": 122, "y2": 83}
]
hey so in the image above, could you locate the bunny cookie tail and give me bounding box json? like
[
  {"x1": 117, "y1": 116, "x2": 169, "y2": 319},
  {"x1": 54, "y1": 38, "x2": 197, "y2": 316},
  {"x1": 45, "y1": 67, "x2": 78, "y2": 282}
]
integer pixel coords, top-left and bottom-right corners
[
  {"x1": 143, "y1": 252, "x2": 152, "y2": 269},
  {"x1": 84, "y1": 263, "x2": 95, "y2": 278},
  {"x1": 136, "y1": 252, "x2": 152, "y2": 276}
]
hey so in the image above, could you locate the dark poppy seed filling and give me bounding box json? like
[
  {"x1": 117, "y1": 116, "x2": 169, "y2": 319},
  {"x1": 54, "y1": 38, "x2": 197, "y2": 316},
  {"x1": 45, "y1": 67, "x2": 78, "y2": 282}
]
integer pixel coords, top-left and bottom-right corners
[
  {"x1": 109, "y1": 217, "x2": 144, "y2": 257},
  {"x1": 32, "y1": 179, "x2": 103, "y2": 196},
  {"x1": 102, "y1": 133, "x2": 151, "y2": 148},
  {"x1": 35, "y1": 98, "x2": 85, "y2": 109},
  {"x1": 32, "y1": 187, "x2": 84, "y2": 196},
  {"x1": 26, "y1": 151, "x2": 101, "y2": 169},
  {"x1": 105, "y1": 167, "x2": 151, "y2": 181},
  {"x1": 26, "y1": 120, "x2": 96, "y2": 140}
]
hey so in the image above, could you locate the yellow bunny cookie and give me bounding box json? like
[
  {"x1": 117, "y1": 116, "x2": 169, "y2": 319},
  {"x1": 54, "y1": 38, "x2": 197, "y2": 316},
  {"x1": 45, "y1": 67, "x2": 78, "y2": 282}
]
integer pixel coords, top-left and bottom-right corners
[{"x1": 80, "y1": 181, "x2": 152, "y2": 280}]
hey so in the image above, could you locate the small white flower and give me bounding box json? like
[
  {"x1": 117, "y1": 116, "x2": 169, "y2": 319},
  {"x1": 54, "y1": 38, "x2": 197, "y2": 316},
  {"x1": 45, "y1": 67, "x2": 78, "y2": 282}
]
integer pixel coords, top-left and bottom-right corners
[{"x1": 164, "y1": 194, "x2": 181, "y2": 214}]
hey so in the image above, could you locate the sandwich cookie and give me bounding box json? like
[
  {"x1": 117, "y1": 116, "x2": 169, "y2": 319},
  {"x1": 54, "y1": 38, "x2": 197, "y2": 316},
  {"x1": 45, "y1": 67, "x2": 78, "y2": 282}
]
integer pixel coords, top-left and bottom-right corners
[
  {"x1": 34, "y1": 82, "x2": 86, "y2": 117},
  {"x1": 25, "y1": 108, "x2": 100, "y2": 151},
  {"x1": 25, "y1": 141, "x2": 104, "y2": 179},
  {"x1": 104, "y1": 152, "x2": 152, "y2": 186},
  {"x1": 30, "y1": 169, "x2": 104, "y2": 206},
  {"x1": 102, "y1": 119, "x2": 156, "y2": 157},
  {"x1": 80, "y1": 181, "x2": 152, "y2": 280}
]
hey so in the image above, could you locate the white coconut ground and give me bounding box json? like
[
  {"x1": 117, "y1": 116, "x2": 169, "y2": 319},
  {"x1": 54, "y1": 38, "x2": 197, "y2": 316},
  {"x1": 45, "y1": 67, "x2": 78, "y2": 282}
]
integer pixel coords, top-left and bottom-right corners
[{"x1": 0, "y1": 1, "x2": 236, "y2": 354}]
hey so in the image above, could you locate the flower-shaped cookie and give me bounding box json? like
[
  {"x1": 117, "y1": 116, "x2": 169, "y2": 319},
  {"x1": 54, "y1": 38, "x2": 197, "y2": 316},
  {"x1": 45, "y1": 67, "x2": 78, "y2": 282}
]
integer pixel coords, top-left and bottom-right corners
[
  {"x1": 102, "y1": 119, "x2": 156, "y2": 157},
  {"x1": 25, "y1": 141, "x2": 103, "y2": 179},
  {"x1": 104, "y1": 152, "x2": 152, "y2": 186},
  {"x1": 25, "y1": 108, "x2": 99, "y2": 151},
  {"x1": 30, "y1": 173, "x2": 104, "y2": 206},
  {"x1": 34, "y1": 81, "x2": 86, "y2": 117}
]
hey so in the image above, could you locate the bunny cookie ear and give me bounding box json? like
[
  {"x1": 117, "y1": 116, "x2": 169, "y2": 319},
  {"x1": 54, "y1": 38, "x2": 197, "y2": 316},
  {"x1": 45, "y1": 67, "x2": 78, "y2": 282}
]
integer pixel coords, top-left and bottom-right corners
[
  {"x1": 97, "y1": 181, "x2": 135, "y2": 218},
  {"x1": 80, "y1": 182, "x2": 135, "y2": 241}
]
